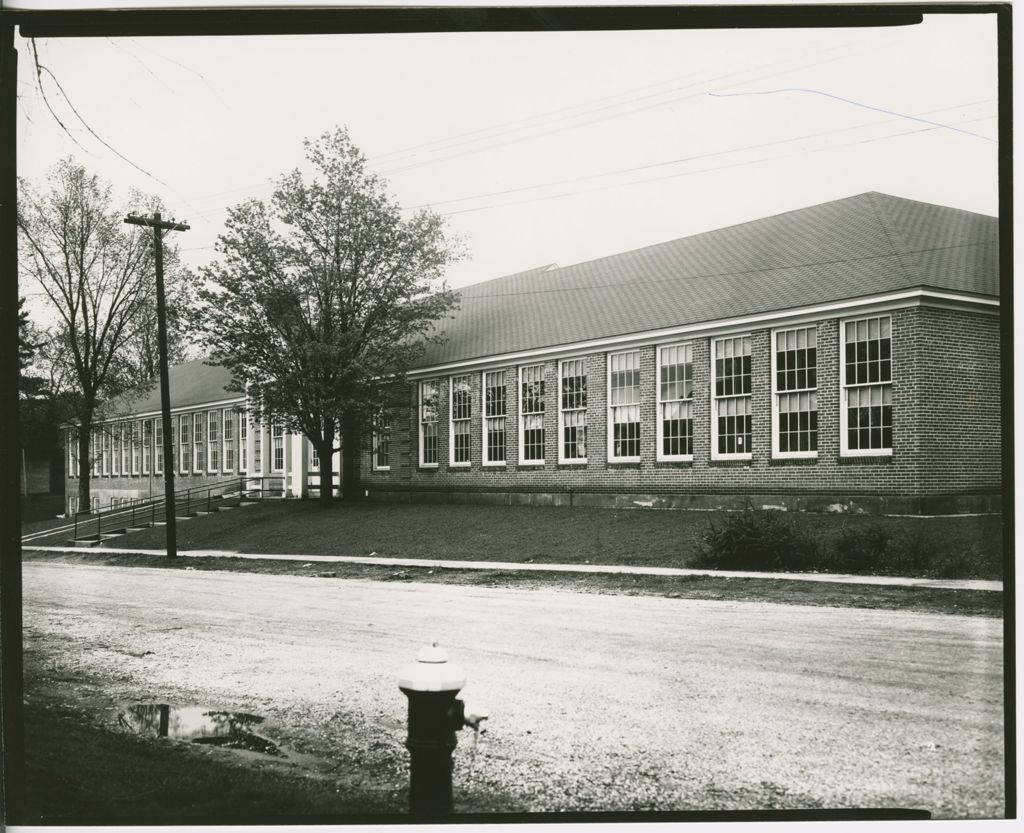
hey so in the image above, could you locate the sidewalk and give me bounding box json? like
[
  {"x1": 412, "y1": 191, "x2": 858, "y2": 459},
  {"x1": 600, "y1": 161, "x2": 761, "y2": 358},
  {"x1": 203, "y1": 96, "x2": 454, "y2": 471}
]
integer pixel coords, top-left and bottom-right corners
[{"x1": 22, "y1": 544, "x2": 1003, "y2": 592}]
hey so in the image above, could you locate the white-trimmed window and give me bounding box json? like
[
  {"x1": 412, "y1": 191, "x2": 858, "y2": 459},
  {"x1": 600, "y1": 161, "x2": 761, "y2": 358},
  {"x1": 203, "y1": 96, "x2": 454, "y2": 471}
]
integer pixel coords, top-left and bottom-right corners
[
  {"x1": 773, "y1": 326, "x2": 818, "y2": 457},
  {"x1": 193, "y1": 413, "x2": 205, "y2": 474},
  {"x1": 100, "y1": 422, "x2": 109, "y2": 475},
  {"x1": 239, "y1": 412, "x2": 248, "y2": 474},
  {"x1": 155, "y1": 420, "x2": 163, "y2": 474},
  {"x1": 373, "y1": 411, "x2": 391, "y2": 471},
  {"x1": 142, "y1": 420, "x2": 152, "y2": 474},
  {"x1": 179, "y1": 414, "x2": 191, "y2": 474},
  {"x1": 207, "y1": 411, "x2": 220, "y2": 473},
  {"x1": 519, "y1": 364, "x2": 545, "y2": 465},
  {"x1": 841, "y1": 315, "x2": 892, "y2": 455},
  {"x1": 559, "y1": 358, "x2": 587, "y2": 463},
  {"x1": 608, "y1": 350, "x2": 641, "y2": 461},
  {"x1": 450, "y1": 375, "x2": 472, "y2": 466},
  {"x1": 129, "y1": 423, "x2": 139, "y2": 475},
  {"x1": 483, "y1": 370, "x2": 507, "y2": 465},
  {"x1": 712, "y1": 335, "x2": 752, "y2": 459},
  {"x1": 68, "y1": 429, "x2": 77, "y2": 478},
  {"x1": 657, "y1": 343, "x2": 693, "y2": 460},
  {"x1": 109, "y1": 426, "x2": 118, "y2": 476},
  {"x1": 272, "y1": 423, "x2": 285, "y2": 472},
  {"x1": 120, "y1": 423, "x2": 129, "y2": 475},
  {"x1": 170, "y1": 421, "x2": 176, "y2": 474},
  {"x1": 419, "y1": 380, "x2": 439, "y2": 467},
  {"x1": 223, "y1": 409, "x2": 235, "y2": 472},
  {"x1": 309, "y1": 439, "x2": 320, "y2": 470}
]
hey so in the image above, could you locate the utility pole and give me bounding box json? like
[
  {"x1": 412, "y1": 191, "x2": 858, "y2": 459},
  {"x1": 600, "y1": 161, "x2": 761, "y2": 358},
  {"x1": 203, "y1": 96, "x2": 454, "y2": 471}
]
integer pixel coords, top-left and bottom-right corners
[{"x1": 124, "y1": 212, "x2": 189, "y2": 558}]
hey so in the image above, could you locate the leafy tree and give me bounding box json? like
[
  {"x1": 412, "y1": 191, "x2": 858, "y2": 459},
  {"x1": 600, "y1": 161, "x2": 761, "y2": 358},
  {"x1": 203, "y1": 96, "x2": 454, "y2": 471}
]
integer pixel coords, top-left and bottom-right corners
[
  {"x1": 199, "y1": 128, "x2": 462, "y2": 505},
  {"x1": 17, "y1": 159, "x2": 196, "y2": 511}
]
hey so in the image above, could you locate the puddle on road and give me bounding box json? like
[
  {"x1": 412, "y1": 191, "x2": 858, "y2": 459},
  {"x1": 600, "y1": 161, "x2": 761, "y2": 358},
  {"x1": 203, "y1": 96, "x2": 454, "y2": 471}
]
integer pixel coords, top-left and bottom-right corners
[{"x1": 118, "y1": 704, "x2": 286, "y2": 757}]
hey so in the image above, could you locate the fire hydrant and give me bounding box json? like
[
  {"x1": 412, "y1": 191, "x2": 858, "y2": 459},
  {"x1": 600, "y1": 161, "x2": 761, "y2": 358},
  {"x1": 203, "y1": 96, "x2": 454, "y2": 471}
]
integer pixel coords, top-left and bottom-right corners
[{"x1": 398, "y1": 642, "x2": 487, "y2": 815}]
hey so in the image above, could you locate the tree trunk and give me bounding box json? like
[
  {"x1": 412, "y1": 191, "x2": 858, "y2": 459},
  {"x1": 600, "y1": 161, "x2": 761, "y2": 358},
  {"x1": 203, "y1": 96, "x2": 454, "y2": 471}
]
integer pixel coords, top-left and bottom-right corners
[
  {"x1": 316, "y1": 437, "x2": 334, "y2": 508},
  {"x1": 77, "y1": 412, "x2": 93, "y2": 513},
  {"x1": 341, "y1": 410, "x2": 363, "y2": 501}
]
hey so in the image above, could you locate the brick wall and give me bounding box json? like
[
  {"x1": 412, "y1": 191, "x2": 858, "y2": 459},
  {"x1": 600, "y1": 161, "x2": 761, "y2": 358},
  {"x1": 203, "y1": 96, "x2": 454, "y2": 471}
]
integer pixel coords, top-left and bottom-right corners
[{"x1": 362, "y1": 304, "x2": 1003, "y2": 514}]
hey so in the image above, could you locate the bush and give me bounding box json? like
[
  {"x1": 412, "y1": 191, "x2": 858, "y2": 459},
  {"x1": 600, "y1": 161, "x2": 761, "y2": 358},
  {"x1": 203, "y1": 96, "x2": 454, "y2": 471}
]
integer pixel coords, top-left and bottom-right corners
[{"x1": 693, "y1": 508, "x2": 817, "y2": 572}]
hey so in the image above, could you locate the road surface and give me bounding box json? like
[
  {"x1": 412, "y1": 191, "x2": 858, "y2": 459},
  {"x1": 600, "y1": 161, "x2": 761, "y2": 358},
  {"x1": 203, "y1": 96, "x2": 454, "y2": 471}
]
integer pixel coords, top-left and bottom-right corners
[{"x1": 23, "y1": 562, "x2": 1004, "y2": 817}]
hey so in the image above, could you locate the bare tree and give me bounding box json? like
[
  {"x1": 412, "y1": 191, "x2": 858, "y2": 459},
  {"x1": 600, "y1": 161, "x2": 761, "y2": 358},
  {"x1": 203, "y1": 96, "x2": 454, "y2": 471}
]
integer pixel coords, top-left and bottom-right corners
[{"x1": 18, "y1": 159, "x2": 195, "y2": 511}]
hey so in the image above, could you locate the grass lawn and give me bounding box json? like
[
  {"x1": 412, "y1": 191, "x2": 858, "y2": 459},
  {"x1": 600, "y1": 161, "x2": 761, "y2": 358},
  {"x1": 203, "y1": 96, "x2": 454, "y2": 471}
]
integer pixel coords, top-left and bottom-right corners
[{"x1": 80, "y1": 499, "x2": 1005, "y2": 579}]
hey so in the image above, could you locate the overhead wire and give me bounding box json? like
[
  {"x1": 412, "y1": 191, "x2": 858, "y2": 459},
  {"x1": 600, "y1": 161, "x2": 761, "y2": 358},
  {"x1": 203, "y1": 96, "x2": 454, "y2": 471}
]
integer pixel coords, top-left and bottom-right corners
[
  {"x1": 403, "y1": 98, "x2": 995, "y2": 212},
  {"x1": 433, "y1": 113, "x2": 997, "y2": 218}
]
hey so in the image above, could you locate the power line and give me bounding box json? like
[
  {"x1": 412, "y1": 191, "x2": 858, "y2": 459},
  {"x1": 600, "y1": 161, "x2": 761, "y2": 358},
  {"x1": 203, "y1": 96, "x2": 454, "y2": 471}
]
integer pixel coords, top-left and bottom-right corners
[
  {"x1": 708, "y1": 88, "x2": 996, "y2": 143},
  {"x1": 433, "y1": 113, "x2": 997, "y2": 218},
  {"x1": 403, "y1": 99, "x2": 995, "y2": 212}
]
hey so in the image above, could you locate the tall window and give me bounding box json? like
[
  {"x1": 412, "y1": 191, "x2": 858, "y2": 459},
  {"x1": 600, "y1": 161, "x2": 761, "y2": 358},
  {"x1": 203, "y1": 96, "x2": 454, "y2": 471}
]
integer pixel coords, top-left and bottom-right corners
[
  {"x1": 450, "y1": 375, "x2": 472, "y2": 465},
  {"x1": 484, "y1": 370, "x2": 507, "y2": 464},
  {"x1": 208, "y1": 411, "x2": 220, "y2": 472},
  {"x1": 272, "y1": 423, "x2": 285, "y2": 472},
  {"x1": 712, "y1": 335, "x2": 752, "y2": 458},
  {"x1": 420, "y1": 380, "x2": 439, "y2": 466},
  {"x1": 155, "y1": 420, "x2": 163, "y2": 474},
  {"x1": 142, "y1": 420, "x2": 153, "y2": 474},
  {"x1": 239, "y1": 412, "x2": 248, "y2": 474},
  {"x1": 119, "y1": 424, "x2": 129, "y2": 476},
  {"x1": 130, "y1": 423, "x2": 140, "y2": 475},
  {"x1": 179, "y1": 414, "x2": 191, "y2": 474},
  {"x1": 658, "y1": 343, "x2": 693, "y2": 460},
  {"x1": 373, "y1": 411, "x2": 391, "y2": 471},
  {"x1": 520, "y1": 364, "x2": 545, "y2": 464},
  {"x1": 309, "y1": 439, "x2": 320, "y2": 470},
  {"x1": 110, "y1": 425, "x2": 119, "y2": 476},
  {"x1": 223, "y1": 409, "x2": 235, "y2": 472},
  {"x1": 170, "y1": 421, "x2": 176, "y2": 475},
  {"x1": 608, "y1": 351, "x2": 641, "y2": 460},
  {"x1": 193, "y1": 413, "x2": 205, "y2": 474},
  {"x1": 101, "y1": 428, "x2": 110, "y2": 476},
  {"x1": 559, "y1": 359, "x2": 587, "y2": 463},
  {"x1": 68, "y1": 430, "x2": 77, "y2": 478},
  {"x1": 774, "y1": 326, "x2": 818, "y2": 456},
  {"x1": 842, "y1": 315, "x2": 892, "y2": 454}
]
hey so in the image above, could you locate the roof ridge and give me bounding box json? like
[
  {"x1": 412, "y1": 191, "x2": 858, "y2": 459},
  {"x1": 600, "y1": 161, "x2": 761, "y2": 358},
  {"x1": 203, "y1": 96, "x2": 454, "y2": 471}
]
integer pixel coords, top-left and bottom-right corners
[{"x1": 458, "y1": 192, "x2": 926, "y2": 291}]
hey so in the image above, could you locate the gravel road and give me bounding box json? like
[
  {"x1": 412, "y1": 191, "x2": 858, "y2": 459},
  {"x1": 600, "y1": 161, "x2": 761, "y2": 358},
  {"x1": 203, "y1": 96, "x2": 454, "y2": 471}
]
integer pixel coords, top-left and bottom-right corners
[{"x1": 23, "y1": 562, "x2": 1004, "y2": 818}]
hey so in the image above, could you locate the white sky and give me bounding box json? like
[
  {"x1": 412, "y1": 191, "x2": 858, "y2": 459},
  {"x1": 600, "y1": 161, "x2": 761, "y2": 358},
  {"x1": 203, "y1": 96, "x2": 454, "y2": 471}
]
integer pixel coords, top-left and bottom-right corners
[{"x1": 16, "y1": 13, "x2": 999, "y2": 298}]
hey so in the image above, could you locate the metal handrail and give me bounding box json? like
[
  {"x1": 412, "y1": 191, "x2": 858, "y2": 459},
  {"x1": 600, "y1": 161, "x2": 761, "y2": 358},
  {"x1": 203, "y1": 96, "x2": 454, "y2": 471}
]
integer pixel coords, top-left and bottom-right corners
[{"x1": 71, "y1": 475, "x2": 280, "y2": 541}]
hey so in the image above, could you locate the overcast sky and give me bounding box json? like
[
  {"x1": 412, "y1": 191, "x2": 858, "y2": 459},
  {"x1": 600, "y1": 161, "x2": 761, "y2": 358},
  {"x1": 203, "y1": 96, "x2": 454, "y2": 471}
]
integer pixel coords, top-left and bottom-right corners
[{"x1": 16, "y1": 12, "x2": 999, "y2": 299}]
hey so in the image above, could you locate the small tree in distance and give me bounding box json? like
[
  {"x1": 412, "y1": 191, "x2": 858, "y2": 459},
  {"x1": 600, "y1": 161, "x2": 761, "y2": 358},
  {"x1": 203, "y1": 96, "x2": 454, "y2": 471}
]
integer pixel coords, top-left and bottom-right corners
[{"x1": 199, "y1": 128, "x2": 462, "y2": 505}]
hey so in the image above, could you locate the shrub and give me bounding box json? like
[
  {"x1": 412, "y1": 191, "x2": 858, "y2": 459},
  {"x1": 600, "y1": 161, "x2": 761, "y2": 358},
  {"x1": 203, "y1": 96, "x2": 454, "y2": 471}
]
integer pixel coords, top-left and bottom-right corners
[{"x1": 693, "y1": 508, "x2": 817, "y2": 572}]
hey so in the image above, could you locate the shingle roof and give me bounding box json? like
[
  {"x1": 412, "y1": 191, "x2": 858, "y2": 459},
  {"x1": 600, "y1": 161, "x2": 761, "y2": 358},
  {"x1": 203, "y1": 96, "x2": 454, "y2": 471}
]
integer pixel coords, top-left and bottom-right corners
[
  {"x1": 106, "y1": 360, "x2": 239, "y2": 417},
  {"x1": 418, "y1": 192, "x2": 998, "y2": 368}
]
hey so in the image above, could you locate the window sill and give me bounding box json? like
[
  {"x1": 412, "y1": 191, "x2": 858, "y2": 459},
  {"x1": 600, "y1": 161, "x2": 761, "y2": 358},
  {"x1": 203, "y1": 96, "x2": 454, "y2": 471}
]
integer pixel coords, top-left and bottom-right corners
[
  {"x1": 517, "y1": 461, "x2": 545, "y2": 468},
  {"x1": 608, "y1": 457, "x2": 641, "y2": 465},
  {"x1": 449, "y1": 463, "x2": 471, "y2": 469},
  {"x1": 371, "y1": 467, "x2": 391, "y2": 473},
  {"x1": 838, "y1": 454, "x2": 892, "y2": 465},
  {"x1": 607, "y1": 462, "x2": 641, "y2": 469},
  {"x1": 482, "y1": 461, "x2": 507, "y2": 468},
  {"x1": 418, "y1": 465, "x2": 439, "y2": 471}
]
